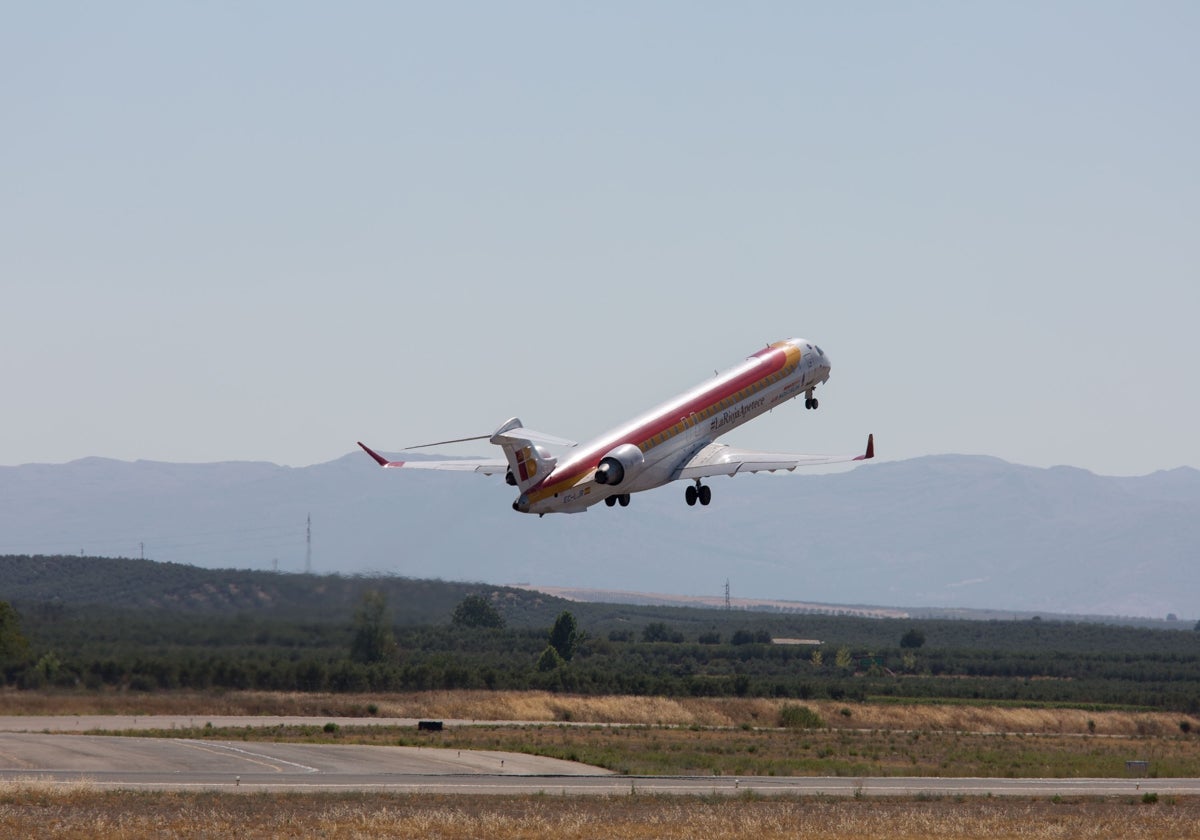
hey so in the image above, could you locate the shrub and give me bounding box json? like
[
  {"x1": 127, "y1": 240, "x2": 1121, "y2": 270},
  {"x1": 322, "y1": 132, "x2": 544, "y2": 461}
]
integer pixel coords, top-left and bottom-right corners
[
  {"x1": 452, "y1": 594, "x2": 505, "y2": 629},
  {"x1": 537, "y1": 645, "x2": 564, "y2": 672},
  {"x1": 731, "y1": 629, "x2": 772, "y2": 645},
  {"x1": 733, "y1": 674, "x2": 752, "y2": 697},
  {"x1": 642, "y1": 623, "x2": 683, "y2": 644},
  {"x1": 778, "y1": 704, "x2": 824, "y2": 729}
]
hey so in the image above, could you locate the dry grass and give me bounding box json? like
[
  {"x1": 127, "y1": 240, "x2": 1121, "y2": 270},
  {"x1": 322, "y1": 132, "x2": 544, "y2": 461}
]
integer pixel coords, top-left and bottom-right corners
[
  {"x1": 1, "y1": 788, "x2": 1199, "y2": 840},
  {"x1": 4, "y1": 689, "x2": 1195, "y2": 737}
]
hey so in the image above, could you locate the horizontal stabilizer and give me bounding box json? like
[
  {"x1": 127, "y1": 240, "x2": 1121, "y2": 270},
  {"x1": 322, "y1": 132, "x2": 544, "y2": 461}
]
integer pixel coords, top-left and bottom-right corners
[
  {"x1": 399, "y1": 421, "x2": 575, "y2": 451},
  {"x1": 356, "y1": 441, "x2": 507, "y2": 475},
  {"x1": 402, "y1": 434, "x2": 491, "y2": 451},
  {"x1": 491, "y1": 427, "x2": 576, "y2": 448}
]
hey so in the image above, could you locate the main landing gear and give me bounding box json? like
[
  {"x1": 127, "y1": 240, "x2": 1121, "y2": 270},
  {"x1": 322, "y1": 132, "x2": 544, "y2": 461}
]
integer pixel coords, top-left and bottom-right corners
[
  {"x1": 604, "y1": 493, "x2": 630, "y2": 507},
  {"x1": 685, "y1": 481, "x2": 712, "y2": 507},
  {"x1": 804, "y1": 388, "x2": 819, "y2": 410}
]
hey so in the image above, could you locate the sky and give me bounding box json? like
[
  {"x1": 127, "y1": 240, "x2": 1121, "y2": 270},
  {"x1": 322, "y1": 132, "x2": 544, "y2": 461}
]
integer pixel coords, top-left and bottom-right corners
[{"x1": 4, "y1": 3, "x2": 1197, "y2": 477}]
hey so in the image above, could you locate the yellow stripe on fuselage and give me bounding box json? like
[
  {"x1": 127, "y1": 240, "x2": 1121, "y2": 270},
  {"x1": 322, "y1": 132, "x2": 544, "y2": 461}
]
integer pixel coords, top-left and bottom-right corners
[{"x1": 527, "y1": 341, "x2": 804, "y2": 504}]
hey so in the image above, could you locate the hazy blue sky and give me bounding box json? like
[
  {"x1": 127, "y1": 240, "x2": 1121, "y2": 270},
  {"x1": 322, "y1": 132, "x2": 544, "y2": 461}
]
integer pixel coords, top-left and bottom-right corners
[{"x1": 4, "y1": 3, "x2": 1197, "y2": 476}]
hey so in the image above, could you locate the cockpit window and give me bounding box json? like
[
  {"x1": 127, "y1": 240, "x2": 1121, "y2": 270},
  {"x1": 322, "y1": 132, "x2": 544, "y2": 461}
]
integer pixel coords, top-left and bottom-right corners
[{"x1": 816, "y1": 346, "x2": 824, "y2": 356}]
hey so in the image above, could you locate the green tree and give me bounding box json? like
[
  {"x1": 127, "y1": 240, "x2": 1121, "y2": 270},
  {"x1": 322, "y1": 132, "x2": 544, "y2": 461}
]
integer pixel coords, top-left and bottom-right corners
[
  {"x1": 0, "y1": 602, "x2": 29, "y2": 665},
  {"x1": 642, "y1": 622, "x2": 683, "y2": 643},
  {"x1": 900, "y1": 627, "x2": 926, "y2": 649},
  {"x1": 731, "y1": 629, "x2": 771, "y2": 645},
  {"x1": 349, "y1": 590, "x2": 397, "y2": 664},
  {"x1": 537, "y1": 645, "x2": 565, "y2": 672},
  {"x1": 548, "y1": 611, "x2": 579, "y2": 661},
  {"x1": 451, "y1": 594, "x2": 505, "y2": 629},
  {"x1": 35, "y1": 652, "x2": 62, "y2": 682}
]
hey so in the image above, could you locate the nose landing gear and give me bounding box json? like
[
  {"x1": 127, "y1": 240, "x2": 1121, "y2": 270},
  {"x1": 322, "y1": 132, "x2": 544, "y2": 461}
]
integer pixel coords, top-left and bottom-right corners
[{"x1": 804, "y1": 388, "x2": 819, "y2": 410}]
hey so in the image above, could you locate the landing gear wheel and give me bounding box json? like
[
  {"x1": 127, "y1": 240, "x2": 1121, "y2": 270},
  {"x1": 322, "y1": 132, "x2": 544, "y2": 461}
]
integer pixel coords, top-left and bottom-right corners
[
  {"x1": 698, "y1": 485, "x2": 712, "y2": 506},
  {"x1": 618, "y1": 493, "x2": 630, "y2": 507},
  {"x1": 685, "y1": 485, "x2": 698, "y2": 506},
  {"x1": 605, "y1": 495, "x2": 617, "y2": 507},
  {"x1": 810, "y1": 398, "x2": 818, "y2": 409}
]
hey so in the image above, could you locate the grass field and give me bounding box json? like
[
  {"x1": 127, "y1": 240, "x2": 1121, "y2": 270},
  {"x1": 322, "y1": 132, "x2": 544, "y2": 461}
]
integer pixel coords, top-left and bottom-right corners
[
  {"x1": 5, "y1": 689, "x2": 1196, "y2": 736},
  {"x1": 6, "y1": 690, "x2": 1200, "y2": 836},
  {"x1": 13, "y1": 689, "x2": 1191, "y2": 779},
  {"x1": 105, "y1": 720, "x2": 1200, "y2": 779},
  {"x1": 2, "y1": 785, "x2": 1198, "y2": 840}
]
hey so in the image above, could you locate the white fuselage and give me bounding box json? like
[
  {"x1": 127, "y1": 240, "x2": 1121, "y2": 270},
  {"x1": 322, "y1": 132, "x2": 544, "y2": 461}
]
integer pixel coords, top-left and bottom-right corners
[{"x1": 517, "y1": 338, "x2": 831, "y2": 514}]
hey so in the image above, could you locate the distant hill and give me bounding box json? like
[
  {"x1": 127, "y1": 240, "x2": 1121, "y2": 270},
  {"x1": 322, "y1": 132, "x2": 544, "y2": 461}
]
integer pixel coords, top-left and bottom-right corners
[
  {"x1": 2, "y1": 452, "x2": 1198, "y2": 618},
  {"x1": 0, "y1": 554, "x2": 563, "y2": 627}
]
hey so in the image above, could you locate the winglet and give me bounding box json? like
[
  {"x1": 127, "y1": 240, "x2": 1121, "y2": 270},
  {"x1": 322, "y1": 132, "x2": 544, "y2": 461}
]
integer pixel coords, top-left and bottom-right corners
[
  {"x1": 854, "y1": 433, "x2": 875, "y2": 461},
  {"x1": 358, "y1": 441, "x2": 403, "y2": 468}
]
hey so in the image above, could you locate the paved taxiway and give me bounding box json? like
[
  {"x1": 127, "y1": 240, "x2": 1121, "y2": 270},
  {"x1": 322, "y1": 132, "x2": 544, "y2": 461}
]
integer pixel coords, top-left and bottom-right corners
[
  {"x1": 0, "y1": 732, "x2": 607, "y2": 787},
  {"x1": 2, "y1": 732, "x2": 1199, "y2": 797}
]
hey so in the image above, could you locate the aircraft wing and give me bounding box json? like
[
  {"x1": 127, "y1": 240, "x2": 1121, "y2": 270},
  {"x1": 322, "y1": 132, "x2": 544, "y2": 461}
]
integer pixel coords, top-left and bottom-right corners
[
  {"x1": 357, "y1": 442, "x2": 508, "y2": 476},
  {"x1": 674, "y1": 434, "x2": 874, "y2": 480}
]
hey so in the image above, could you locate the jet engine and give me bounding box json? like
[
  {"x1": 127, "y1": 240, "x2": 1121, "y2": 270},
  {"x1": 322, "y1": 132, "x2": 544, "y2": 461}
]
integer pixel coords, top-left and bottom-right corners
[{"x1": 594, "y1": 443, "x2": 645, "y2": 487}]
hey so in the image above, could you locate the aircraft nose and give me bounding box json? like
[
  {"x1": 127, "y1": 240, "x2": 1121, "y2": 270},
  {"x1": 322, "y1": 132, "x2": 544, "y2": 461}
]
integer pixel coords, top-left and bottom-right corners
[{"x1": 810, "y1": 342, "x2": 830, "y2": 371}]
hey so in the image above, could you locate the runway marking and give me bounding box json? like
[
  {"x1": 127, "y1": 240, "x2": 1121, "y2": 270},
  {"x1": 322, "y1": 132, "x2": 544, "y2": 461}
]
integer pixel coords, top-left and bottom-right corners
[{"x1": 178, "y1": 740, "x2": 319, "y2": 773}]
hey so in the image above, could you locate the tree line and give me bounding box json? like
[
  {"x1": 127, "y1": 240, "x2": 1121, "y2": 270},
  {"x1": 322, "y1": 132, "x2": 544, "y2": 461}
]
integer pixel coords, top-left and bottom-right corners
[{"x1": 2, "y1": 589, "x2": 1199, "y2": 712}]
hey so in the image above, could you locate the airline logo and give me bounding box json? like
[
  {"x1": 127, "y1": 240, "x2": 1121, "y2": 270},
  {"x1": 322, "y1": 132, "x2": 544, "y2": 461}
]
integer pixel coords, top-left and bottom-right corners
[
  {"x1": 515, "y1": 446, "x2": 538, "y2": 482},
  {"x1": 524, "y1": 341, "x2": 804, "y2": 504}
]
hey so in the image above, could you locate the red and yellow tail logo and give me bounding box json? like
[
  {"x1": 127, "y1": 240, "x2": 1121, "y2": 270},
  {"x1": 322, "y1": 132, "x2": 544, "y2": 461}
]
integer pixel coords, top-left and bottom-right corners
[{"x1": 515, "y1": 446, "x2": 538, "y2": 482}]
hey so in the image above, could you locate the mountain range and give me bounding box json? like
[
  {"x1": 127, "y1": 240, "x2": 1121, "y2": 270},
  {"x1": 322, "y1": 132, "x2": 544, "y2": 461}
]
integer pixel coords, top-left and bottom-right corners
[{"x1": 2, "y1": 452, "x2": 1197, "y2": 619}]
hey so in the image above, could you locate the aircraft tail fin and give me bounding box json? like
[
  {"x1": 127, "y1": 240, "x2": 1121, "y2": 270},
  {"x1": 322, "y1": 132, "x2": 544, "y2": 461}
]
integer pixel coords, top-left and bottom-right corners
[{"x1": 489, "y1": 417, "x2": 570, "y2": 491}]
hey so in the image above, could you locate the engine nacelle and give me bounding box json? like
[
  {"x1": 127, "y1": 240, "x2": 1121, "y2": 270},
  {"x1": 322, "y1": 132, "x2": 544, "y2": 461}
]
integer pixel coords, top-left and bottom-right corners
[{"x1": 594, "y1": 443, "x2": 645, "y2": 487}]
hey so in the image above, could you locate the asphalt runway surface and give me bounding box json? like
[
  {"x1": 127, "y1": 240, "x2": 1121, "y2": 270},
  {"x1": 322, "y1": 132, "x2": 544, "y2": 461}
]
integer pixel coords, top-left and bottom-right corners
[{"x1": 2, "y1": 720, "x2": 1198, "y2": 797}]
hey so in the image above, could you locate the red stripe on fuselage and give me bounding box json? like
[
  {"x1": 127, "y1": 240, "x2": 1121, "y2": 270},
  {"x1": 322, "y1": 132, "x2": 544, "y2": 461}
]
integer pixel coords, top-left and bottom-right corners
[{"x1": 527, "y1": 344, "x2": 795, "y2": 499}]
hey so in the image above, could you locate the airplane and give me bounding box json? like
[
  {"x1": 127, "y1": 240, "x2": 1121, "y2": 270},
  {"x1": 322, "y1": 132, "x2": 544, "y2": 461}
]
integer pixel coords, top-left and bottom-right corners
[{"x1": 358, "y1": 337, "x2": 873, "y2": 516}]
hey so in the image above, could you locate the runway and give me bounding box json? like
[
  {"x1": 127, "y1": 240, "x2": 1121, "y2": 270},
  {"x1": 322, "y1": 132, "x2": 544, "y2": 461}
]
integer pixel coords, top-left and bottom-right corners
[
  {"x1": 0, "y1": 732, "x2": 607, "y2": 789},
  {"x1": 1, "y1": 732, "x2": 1197, "y2": 797}
]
